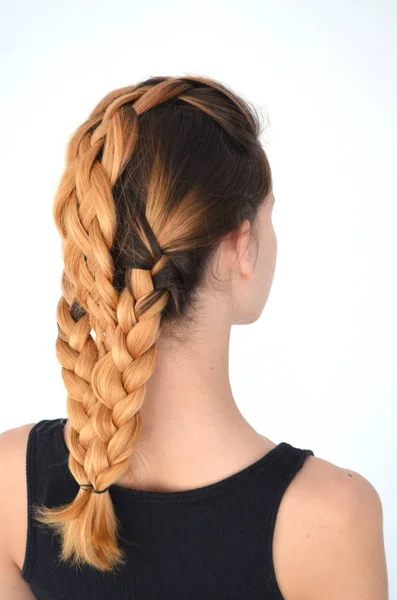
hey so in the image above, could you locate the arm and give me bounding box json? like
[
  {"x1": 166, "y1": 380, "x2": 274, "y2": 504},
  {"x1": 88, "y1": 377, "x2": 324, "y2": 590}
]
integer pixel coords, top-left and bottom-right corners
[
  {"x1": 273, "y1": 456, "x2": 389, "y2": 600},
  {"x1": 0, "y1": 425, "x2": 37, "y2": 600}
]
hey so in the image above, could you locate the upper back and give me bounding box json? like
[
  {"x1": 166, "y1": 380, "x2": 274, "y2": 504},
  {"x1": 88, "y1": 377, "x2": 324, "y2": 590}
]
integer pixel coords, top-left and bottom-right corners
[{"x1": 0, "y1": 419, "x2": 388, "y2": 600}]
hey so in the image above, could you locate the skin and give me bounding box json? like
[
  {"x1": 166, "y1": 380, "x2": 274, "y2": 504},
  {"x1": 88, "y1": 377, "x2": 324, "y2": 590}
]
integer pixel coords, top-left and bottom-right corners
[{"x1": 0, "y1": 191, "x2": 389, "y2": 598}]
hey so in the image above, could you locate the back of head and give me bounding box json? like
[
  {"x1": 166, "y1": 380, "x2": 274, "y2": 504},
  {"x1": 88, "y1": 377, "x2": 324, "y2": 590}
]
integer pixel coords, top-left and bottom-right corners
[{"x1": 34, "y1": 74, "x2": 273, "y2": 572}]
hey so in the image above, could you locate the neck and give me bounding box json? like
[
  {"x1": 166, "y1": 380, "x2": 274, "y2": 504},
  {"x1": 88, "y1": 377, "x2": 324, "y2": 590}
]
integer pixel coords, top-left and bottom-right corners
[
  {"x1": 127, "y1": 321, "x2": 270, "y2": 487},
  {"x1": 141, "y1": 327, "x2": 244, "y2": 443}
]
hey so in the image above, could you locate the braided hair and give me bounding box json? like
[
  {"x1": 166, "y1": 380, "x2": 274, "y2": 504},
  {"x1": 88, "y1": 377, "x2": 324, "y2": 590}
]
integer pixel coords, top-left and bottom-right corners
[{"x1": 33, "y1": 74, "x2": 273, "y2": 572}]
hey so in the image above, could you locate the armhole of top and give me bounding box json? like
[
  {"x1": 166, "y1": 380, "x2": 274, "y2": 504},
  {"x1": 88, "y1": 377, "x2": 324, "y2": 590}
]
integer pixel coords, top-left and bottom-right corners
[
  {"x1": 265, "y1": 448, "x2": 314, "y2": 600},
  {"x1": 21, "y1": 421, "x2": 39, "y2": 583}
]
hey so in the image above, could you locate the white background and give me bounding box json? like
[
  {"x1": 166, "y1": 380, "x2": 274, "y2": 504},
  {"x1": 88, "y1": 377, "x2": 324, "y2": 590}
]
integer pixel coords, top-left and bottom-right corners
[{"x1": 1, "y1": 0, "x2": 396, "y2": 592}]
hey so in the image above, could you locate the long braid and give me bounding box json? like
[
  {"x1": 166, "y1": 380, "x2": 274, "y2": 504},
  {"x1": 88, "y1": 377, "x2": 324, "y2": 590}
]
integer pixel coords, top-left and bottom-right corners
[{"x1": 33, "y1": 75, "x2": 269, "y2": 573}]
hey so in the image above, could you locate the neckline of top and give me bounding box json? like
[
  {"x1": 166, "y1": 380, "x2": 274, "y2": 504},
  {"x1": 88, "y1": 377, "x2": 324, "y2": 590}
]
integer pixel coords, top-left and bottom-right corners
[{"x1": 56, "y1": 418, "x2": 291, "y2": 503}]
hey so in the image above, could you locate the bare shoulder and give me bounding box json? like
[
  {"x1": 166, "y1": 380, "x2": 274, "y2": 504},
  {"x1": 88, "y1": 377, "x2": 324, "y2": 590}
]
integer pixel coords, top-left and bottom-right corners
[
  {"x1": 273, "y1": 453, "x2": 388, "y2": 600},
  {"x1": 0, "y1": 423, "x2": 37, "y2": 570}
]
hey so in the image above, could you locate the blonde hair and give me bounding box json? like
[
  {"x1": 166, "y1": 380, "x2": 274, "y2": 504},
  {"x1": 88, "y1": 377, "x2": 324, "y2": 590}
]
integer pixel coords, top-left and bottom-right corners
[{"x1": 33, "y1": 74, "x2": 273, "y2": 572}]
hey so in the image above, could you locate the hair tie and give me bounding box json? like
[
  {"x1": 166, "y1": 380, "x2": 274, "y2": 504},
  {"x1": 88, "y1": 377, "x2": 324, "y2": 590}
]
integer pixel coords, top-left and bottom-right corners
[{"x1": 79, "y1": 483, "x2": 110, "y2": 494}]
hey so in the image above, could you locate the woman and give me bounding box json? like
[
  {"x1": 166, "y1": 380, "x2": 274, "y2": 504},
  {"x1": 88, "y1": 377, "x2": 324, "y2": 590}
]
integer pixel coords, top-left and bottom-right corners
[{"x1": 0, "y1": 75, "x2": 388, "y2": 599}]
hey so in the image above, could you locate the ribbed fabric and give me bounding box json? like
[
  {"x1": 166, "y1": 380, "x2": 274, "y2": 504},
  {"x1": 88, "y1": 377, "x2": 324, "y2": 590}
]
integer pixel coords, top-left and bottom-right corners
[{"x1": 21, "y1": 418, "x2": 314, "y2": 600}]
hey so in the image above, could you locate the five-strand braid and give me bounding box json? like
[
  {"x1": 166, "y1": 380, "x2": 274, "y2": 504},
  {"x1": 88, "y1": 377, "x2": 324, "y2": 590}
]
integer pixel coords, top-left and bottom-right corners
[{"x1": 34, "y1": 75, "x2": 256, "y2": 572}]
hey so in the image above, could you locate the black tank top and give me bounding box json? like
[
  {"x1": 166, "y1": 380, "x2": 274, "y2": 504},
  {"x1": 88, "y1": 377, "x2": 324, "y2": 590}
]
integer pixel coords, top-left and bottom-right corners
[{"x1": 21, "y1": 418, "x2": 314, "y2": 600}]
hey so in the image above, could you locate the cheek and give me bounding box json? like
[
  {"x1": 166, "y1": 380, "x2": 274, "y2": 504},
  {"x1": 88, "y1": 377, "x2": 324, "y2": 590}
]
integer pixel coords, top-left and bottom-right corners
[
  {"x1": 259, "y1": 228, "x2": 277, "y2": 283},
  {"x1": 267, "y1": 217, "x2": 277, "y2": 255},
  {"x1": 273, "y1": 227, "x2": 278, "y2": 259},
  {"x1": 263, "y1": 221, "x2": 277, "y2": 260}
]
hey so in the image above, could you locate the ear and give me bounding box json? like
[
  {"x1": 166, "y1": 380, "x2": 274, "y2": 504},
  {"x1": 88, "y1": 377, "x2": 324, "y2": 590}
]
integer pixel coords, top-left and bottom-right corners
[{"x1": 235, "y1": 219, "x2": 254, "y2": 281}]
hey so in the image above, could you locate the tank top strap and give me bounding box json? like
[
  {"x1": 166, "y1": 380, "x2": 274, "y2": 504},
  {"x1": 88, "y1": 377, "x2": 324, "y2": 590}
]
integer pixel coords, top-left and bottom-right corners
[
  {"x1": 22, "y1": 418, "x2": 74, "y2": 583},
  {"x1": 25, "y1": 418, "x2": 72, "y2": 503},
  {"x1": 260, "y1": 441, "x2": 315, "y2": 599},
  {"x1": 266, "y1": 441, "x2": 314, "y2": 481}
]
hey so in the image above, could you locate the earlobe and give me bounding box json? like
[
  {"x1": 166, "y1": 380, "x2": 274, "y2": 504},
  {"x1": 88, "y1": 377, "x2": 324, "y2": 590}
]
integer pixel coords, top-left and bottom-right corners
[
  {"x1": 240, "y1": 262, "x2": 254, "y2": 280},
  {"x1": 240, "y1": 248, "x2": 254, "y2": 280}
]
